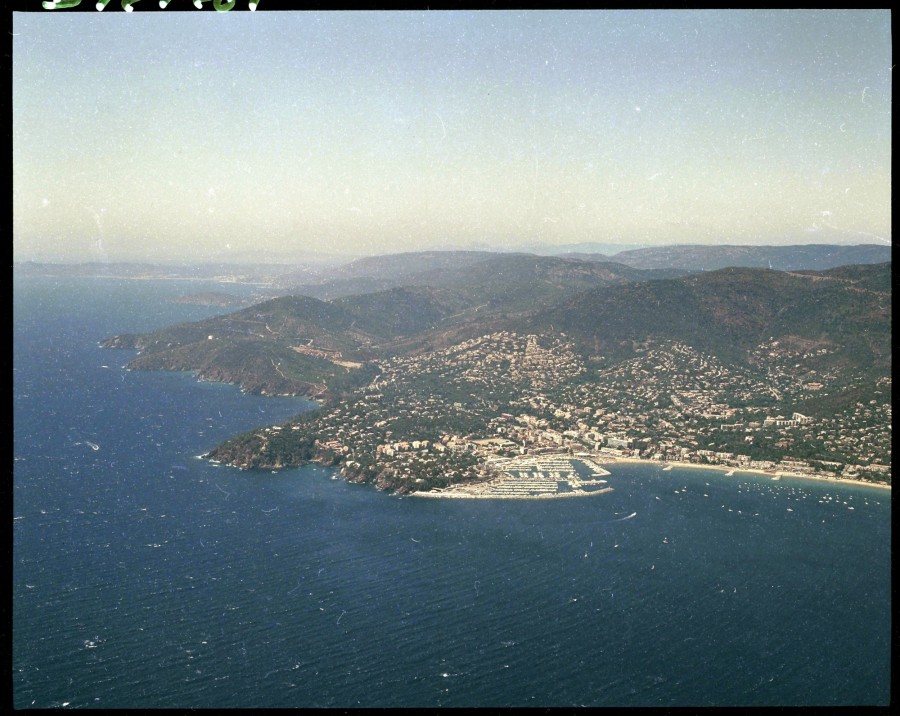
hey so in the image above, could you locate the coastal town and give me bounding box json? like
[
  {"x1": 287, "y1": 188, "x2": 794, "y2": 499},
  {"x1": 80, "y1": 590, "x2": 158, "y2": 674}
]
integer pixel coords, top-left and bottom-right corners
[{"x1": 210, "y1": 331, "x2": 891, "y2": 493}]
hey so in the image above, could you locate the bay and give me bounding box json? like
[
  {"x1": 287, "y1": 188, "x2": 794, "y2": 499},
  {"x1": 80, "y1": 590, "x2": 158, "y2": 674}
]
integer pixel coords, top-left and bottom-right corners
[{"x1": 12, "y1": 275, "x2": 891, "y2": 708}]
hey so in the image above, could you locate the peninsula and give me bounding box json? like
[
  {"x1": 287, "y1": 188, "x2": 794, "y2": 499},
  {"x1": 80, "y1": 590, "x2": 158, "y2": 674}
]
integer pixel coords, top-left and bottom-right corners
[{"x1": 100, "y1": 251, "x2": 892, "y2": 494}]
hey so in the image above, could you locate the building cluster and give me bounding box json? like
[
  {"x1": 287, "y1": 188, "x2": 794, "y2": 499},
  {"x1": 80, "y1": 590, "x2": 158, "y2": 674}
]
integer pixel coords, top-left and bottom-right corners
[
  {"x1": 275, "y1": 333, "x2": 890, "y2": 489},
  {"x1": 763, "y1": 413, "x2": 815, "y2": 428},
  {"x1": 374, "y1": 331, "x2": 585, "y2": 394}
]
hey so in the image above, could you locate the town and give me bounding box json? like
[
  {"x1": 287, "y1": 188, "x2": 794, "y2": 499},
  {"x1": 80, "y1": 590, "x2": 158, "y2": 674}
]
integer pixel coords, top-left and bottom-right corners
[{"x1": 215, "y1": 331, "x2": 891, "y2": 492}]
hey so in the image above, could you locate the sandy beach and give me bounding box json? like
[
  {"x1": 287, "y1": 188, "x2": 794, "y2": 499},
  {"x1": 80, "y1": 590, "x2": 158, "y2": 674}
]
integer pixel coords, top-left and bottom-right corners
[{"x1": 598, "y1": 456, "x2": 891, "y2": 490}]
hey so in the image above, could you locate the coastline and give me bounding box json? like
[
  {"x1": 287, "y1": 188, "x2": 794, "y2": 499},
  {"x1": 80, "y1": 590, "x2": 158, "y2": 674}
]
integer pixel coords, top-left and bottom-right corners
[
  {"x1": 23, "y1": 271, "x2": 277, "y2": 287},
  {"x1": 599, "y1": 457, "x2": 891, "y2": 490},
  {"x1": 410, "y1": 487, "x2": 614, "y2": 500}
]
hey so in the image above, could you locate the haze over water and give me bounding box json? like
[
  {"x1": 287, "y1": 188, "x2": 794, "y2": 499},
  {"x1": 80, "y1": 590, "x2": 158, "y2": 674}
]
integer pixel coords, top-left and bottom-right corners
[{"x1": 12, "y1": 276, "x2": 890, "y2": 708}]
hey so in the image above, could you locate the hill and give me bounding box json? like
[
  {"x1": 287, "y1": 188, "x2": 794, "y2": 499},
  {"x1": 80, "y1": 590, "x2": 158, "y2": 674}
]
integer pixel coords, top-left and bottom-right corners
[
  {"x1": 104, "y1": 259, "x2": 891, "y2": 490},
  {"x1": 102, "y1": 260, "x2": 891, "y2": 407},
  {"x1": 289, "y1": 252, "x2": 689, "y2": 303},
  {"x1": 533, "y1": 264, "x2": 891, "y2": 369}
]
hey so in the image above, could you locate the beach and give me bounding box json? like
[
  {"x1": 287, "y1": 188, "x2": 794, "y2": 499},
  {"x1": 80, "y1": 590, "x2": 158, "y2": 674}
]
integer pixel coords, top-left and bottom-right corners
[{"x1": 599, "y1": 456, "x2": 891, "y2": 490}]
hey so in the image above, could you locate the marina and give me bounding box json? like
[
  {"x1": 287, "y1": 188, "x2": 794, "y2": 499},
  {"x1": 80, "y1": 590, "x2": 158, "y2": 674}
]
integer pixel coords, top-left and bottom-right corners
[{"x1": 414, "y1": 455, "x2": 613, "y2": 499}]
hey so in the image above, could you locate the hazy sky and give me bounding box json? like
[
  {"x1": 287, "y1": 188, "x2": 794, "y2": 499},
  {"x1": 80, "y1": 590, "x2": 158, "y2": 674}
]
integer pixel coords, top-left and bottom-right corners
[{"x1": 13, "y1": 9, "x2": 892, "y2": 263}]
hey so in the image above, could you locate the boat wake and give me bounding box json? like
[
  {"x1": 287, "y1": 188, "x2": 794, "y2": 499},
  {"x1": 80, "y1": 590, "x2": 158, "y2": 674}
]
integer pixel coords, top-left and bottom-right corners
[{"x1": 611, "y1": 511, "x2": 637, "y2": 522}]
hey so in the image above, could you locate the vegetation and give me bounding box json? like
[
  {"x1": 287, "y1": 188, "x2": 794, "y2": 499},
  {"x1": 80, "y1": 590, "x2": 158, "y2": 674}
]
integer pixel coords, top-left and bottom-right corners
[{"x1": 101, "y1": 255, "x2": 891, "y2": 490}]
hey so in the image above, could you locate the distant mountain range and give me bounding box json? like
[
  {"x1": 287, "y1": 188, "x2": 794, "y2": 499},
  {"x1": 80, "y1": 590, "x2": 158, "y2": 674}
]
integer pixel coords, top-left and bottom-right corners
[
  {"x1": 16, "y1": 243, "x2": 890, "y2": 287},
  {"x1": 282, "y1": 242, "x2": 890, "y2": 292},
  {"x1": 513, "y1": 243, "x2": 894, "y2": 271},
  {"x1": 285, "y1": 253, "x2": 689, "y2": 302},
  {"x1": 604, "y1": 243, "x2": 891, "y2": 271},
  {"x1": 522, "y1": 241, "x2": 892, "y2": 269}
]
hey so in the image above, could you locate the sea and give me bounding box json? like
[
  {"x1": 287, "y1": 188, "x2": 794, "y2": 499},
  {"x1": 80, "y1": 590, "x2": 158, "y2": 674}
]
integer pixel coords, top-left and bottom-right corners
[{"x1": 12, "y1": 274, "x2": 892, "y2": 708}]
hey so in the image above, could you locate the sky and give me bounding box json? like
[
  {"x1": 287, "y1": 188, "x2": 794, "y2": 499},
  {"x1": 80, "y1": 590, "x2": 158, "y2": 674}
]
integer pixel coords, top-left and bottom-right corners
[{"x1": 12, "y1": 9, "x2": 892, "y2": 263}]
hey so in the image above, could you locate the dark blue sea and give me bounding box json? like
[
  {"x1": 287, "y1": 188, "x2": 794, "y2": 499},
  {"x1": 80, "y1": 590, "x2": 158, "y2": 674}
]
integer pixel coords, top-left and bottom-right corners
[{"x1": 12, "y1": 275, "x2": 892, "y2": 708}]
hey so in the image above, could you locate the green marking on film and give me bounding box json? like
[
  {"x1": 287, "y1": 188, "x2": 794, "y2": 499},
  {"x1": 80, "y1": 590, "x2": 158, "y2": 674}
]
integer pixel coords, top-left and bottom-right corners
[
  {"x1": 42, "y1": 0, "x2": 82, "y2": 9},
  {"x1": 43, "y1": 0, "x2": 258, "y2": 9}
]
